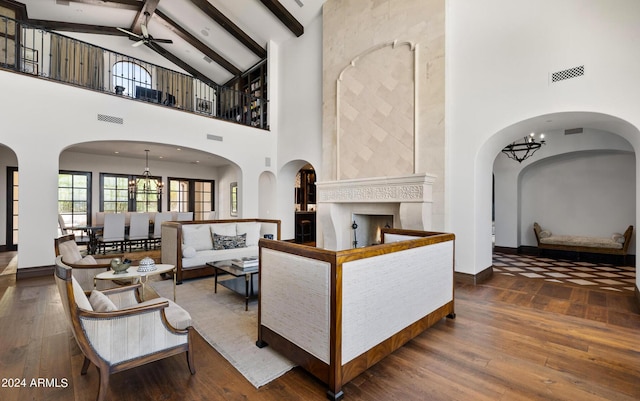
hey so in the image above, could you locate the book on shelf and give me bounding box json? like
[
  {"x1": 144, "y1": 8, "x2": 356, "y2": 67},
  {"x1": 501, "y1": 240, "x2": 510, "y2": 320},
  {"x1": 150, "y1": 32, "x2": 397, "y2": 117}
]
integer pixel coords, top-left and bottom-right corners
[{"x1": 231, "y1": 256, "x2": 259, "y2": 269}]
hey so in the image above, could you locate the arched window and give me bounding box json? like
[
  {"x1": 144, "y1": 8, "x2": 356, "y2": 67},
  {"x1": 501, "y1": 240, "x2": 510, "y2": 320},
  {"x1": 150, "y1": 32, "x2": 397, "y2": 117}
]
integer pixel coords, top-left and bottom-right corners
[{"x1": 112, "y1": 61, "x2": 151, "y2": 97}]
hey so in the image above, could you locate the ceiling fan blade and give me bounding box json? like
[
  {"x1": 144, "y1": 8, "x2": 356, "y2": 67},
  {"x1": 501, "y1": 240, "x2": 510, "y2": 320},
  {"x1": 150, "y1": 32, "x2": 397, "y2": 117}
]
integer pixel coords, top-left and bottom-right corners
[
  {"x1": 141, "y1": 23, "x2": 149, "y2": 38},
  {"x1": 116, "y1": 27, "x2": 142, "y2": 38},
  {"x1": 132, "y1": 39, "x2": 146, "y2": 47},
  {"x1": 151, "y1": 38, "x2": 173, "y2": 44}
]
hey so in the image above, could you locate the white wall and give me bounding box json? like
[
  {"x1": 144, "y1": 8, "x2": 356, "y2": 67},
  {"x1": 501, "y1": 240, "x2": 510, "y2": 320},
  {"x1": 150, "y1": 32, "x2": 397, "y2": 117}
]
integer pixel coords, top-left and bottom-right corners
[
  {"x1": 275, "y1": 14, "x2": 323, "y2": 240},
  {"x1": 0, "y1": 70, "x2": 275, "y2": 269},
  {"x1": 519, "y1": 151, "x2": 635, "y2": 247},
  {"x1": 447, "y1": 0, "x2": 640, "y2": 286}
]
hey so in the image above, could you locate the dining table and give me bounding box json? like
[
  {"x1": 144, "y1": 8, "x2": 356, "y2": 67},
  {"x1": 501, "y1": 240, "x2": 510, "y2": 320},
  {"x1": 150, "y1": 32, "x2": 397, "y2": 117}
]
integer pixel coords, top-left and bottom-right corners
[
  {"x1": 71, "y1": 223, "x2": 155, "y2": 255},
  {"x1": 70, "y1": 225, "x2": 103, "y2": 255}
]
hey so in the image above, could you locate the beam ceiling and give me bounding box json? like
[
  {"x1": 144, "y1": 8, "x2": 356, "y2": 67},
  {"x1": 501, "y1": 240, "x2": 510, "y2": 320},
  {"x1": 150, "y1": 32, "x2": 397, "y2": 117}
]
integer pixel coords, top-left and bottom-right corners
[
  {"x1": 187, "y1": 0, "x2": 266, "y2": 59},
  {"x1": 259, "y1": 0, "x2": 304, "y2": 37}
]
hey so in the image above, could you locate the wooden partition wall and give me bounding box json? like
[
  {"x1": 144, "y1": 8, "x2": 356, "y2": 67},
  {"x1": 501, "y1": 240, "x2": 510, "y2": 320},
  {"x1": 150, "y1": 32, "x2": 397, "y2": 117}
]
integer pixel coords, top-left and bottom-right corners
[{"x1": 257, "y1": 228, "x2": 455, "y2": 400}]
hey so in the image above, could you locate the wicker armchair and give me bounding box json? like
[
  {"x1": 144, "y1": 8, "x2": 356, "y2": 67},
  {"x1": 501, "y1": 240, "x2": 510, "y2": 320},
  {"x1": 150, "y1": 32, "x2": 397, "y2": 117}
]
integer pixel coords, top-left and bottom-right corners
[{"x1": 54, "y1": 256, "x2": 195, "y2": 401}]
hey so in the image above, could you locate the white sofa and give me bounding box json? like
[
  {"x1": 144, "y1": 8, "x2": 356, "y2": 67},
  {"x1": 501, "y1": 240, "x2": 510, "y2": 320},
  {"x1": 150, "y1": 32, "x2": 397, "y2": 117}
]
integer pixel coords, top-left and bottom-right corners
[{"x1": 161, "y1": 219, "x2": 281, "y2": 283}]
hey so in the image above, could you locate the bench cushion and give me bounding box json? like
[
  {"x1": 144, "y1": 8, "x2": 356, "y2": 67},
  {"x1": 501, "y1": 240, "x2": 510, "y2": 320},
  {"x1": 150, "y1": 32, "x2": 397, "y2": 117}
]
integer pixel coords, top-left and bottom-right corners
[{"x1": 540, "y1": 235, "x2": 623, "y2": 249}]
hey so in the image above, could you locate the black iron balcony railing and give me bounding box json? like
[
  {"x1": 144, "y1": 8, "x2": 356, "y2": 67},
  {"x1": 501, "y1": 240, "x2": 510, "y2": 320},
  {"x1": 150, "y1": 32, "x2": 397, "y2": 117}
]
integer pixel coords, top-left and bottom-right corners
[{"x1": 0, "y1": 15, "x2": 267, "y2": 129}]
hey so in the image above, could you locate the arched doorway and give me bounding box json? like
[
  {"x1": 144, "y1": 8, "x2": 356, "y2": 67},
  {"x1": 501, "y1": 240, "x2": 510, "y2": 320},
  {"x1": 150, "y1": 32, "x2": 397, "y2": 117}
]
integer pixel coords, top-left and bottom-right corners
[
  {"x1": 0, "y1": 144, "x2": 19, "y2": 251},
  {"x1": 294, "y1": 164, "x2": 316, "y2": 244},
  {"x1": 483, "y1": 112, "x2": 639, "y2": 281}
]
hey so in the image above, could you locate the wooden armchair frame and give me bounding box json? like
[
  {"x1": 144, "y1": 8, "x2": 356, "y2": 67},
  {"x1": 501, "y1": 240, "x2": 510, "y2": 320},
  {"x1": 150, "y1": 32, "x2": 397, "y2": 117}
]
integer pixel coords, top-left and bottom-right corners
[
  {"x1": 55, "y1": 256, "x2": 195, "y2": 401},
  {"x1": 54, "y1": 234, "x2": 123, "y2": 291}
]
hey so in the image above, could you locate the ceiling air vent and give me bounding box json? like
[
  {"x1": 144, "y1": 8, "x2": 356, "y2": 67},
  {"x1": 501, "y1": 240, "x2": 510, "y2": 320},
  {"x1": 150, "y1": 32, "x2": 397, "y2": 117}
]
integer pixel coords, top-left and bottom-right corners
[
  {"x1": 203, "y1": 56, "x2": 213, "y2": 64},
  {"x1": 97, "y1": 114, "x2": 123, "y2": 125},
  {"x1": 564, "y1": 128, "x2": 583, "y2": 135},
  {"x1": 207, "y1": 134, "x2": 223, "y2": 142},
  {"x1": 551, "y1": 65, "x2": 584, "y2": 83}
]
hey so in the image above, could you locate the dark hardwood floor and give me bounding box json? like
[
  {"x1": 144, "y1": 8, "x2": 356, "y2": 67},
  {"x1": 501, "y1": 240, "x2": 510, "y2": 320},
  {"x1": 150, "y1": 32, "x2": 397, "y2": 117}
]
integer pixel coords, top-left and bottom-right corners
[{"x1": 0, "y1": 251, "x2": 638, "y2": 401}]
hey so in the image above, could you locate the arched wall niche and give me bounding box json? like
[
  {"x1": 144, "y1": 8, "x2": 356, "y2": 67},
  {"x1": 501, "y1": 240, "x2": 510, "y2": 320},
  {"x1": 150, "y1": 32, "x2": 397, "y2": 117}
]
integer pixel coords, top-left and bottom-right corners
[{"x1": 336, "y1": 40, "x2": 418, "y2": 180}]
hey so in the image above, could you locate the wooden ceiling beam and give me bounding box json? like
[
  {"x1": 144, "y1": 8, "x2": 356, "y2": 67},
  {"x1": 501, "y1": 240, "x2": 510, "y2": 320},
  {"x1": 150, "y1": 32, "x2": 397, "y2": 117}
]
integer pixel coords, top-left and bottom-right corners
[
  {"x1": 188, "y1": 0, "x2": 266, "y2": 59},
  {"x1": 68, "y1": 0, "x2": 141, "y2": 11},
  {"x1": 258, "y1": 0, "x2": 303, "y2": 37},
  {"x1": 28, "y1": 19, "x2": 126, "y2": 36},
  {"x1": 155, "y1": 9, "x2": 241, "y2": 77},
  {"x1": 130, "y1": 0, "x2": 159, "y2": 34}
]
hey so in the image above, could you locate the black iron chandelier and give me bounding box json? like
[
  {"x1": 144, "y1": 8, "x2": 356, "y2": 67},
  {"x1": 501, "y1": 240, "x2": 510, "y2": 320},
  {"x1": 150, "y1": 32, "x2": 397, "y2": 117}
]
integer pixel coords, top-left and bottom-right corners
[
  {"x1": 129, "y1": 150, "x2": 164, "y2": 199},
  {"x1": 501, "y1": 133, "x2": 546, "y2": 163}
]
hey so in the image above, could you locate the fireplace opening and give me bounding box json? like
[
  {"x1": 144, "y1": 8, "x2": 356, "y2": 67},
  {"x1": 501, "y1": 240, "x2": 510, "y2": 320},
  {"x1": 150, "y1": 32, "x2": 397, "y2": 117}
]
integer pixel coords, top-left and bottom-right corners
[{"x1": 351, "y1": 214, "x2": 393, "y2": 248}]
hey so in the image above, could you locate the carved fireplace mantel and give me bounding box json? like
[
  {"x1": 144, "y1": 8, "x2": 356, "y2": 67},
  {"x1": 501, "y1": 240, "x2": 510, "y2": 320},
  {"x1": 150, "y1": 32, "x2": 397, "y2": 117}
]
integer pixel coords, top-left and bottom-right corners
[{"x1": 316, "y1": 174, "x2": 436, "y2": 250}]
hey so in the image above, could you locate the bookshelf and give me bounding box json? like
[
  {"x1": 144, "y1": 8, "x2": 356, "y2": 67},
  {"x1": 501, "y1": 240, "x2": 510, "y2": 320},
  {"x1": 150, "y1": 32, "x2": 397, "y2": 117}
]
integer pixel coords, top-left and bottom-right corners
[{"x1": 225, "y1": 61, "x2": 267, "y2": 129}]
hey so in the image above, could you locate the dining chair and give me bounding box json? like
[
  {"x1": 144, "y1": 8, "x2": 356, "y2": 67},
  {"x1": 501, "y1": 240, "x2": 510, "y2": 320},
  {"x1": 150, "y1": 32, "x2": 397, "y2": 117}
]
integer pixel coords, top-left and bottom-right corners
[
  {"x1": 58, "y1": 213, "x2": 70, "y2": 235},
  {"x1": 149, "y1": 212, "x2": 173, "y2": 249},
  {"x1": 126, "y1": 212, "x2": 150, "y2": 251},
  {"x1": 97, "y1": 213, "x2": 126, "y2": 254},
  {"x1": 95, "y1": 212, "x2": 106, "y2": 226},
  {"x1": 176, "y1": 212, "x2": 194, "y2": 221}
]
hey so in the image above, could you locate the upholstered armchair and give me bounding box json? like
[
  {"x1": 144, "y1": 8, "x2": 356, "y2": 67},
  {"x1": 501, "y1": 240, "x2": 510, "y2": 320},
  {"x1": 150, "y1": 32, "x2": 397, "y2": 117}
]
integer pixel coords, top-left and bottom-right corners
[
  {"x1": 54, "y1": 234, "x2": 122, "y2": 291},
  {"x1": 54, "y1": 256, "x2": 195, "y2": 401}
]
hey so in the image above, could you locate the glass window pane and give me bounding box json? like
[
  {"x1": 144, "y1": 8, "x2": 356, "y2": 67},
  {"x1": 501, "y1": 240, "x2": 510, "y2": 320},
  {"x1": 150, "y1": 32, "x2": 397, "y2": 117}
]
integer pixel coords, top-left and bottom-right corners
[{"x1": 74, "y1": 175, "x2": 87, "y2": 186}]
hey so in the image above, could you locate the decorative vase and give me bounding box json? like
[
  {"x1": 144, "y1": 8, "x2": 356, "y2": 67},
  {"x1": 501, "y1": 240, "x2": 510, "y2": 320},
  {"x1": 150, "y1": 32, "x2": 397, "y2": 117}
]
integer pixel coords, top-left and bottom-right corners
[{"x1": 110, "y1": 258, "x2": 131, "y2": 274}]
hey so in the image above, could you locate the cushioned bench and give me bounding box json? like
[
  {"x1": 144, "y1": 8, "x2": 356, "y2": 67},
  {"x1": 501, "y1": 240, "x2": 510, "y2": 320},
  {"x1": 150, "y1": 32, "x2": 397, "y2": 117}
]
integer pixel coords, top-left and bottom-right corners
[{"x1": 533, "y1": 222, "x2": 633, "y2": 263}]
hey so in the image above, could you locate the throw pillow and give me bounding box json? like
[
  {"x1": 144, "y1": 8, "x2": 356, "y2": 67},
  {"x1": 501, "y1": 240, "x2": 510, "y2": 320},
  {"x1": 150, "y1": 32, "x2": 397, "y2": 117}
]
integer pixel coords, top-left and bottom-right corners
[
  {"x1": 182, "y1": 246, "x2": 197, "y2": 258},
  {"x1": 72, "y1": 277, "x2": 93, "y2": 311},
  {"x1": 612, "y1": 233, "x2": 625, "y2": 244},
  {"x1": 89, "y1": 290, "x2": 118, "y2": 312},
  {"x1": 539, "y1": 230, "x2": 552, "y2": 238},
  {"x1": 76, "y1": 255, "x2": 97, "y2": 265},
  {"x1": 59, "y1": 240, "x2": 83, "y2": 264},
  {"x1": 213, "y1": 233, "x2": 247, "y2": 250},
  {"x1": 182, "y1": 225, "x2": 213, "y2": 251}
]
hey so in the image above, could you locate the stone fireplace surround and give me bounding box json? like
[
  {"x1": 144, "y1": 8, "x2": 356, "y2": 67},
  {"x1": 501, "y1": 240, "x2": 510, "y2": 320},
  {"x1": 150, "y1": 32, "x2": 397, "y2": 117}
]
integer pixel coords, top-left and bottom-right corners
[{"x1": 316, "y1": 174, "x2": 436, "y2": 250}]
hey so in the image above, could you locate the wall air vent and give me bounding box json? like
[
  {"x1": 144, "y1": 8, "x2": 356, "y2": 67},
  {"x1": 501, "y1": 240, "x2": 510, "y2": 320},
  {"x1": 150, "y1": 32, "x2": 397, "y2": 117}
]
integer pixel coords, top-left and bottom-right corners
[
  {"x1": 56, "y1": 0, "x2": 70, "y2": 5},
  {"x1": 265, "y1": 157, "x2": 271, "y2": 167},
  {"x1": 97, "y1": 114, "x2": 123, "y2": 125},
  {"x1": 564, "y1": 128, "x2": 583, "y2": 135},
  {"x1": 551, "y1": 65, "x2": 584, "y2": 83}
]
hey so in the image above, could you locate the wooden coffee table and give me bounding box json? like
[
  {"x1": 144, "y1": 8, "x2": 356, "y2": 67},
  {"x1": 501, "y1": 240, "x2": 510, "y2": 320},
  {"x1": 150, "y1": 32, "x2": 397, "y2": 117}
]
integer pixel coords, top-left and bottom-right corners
[{"x1": 207, "y1": 260, "x2": 258, "y2": 311}]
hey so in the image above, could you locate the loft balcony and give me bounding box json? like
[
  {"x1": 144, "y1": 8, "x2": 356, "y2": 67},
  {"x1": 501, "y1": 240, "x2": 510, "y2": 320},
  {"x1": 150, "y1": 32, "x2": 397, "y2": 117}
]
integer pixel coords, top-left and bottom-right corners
[{"x1": 0, "y1": 15, "x2": 268, "y2": 130}]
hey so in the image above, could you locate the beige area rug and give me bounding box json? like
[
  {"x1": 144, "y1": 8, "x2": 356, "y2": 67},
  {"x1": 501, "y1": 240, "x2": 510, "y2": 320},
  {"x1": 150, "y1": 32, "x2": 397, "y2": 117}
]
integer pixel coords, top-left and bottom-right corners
[{"x1": 149, "y1": 275, "x2": 296, "y2": 388}]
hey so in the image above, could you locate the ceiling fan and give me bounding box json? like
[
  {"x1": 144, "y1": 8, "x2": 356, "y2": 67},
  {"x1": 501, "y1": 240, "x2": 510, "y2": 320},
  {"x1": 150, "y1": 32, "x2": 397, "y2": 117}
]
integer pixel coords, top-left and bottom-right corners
[{"x1": 117, "y1": 12, "x2": 173, "y2": 48}]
